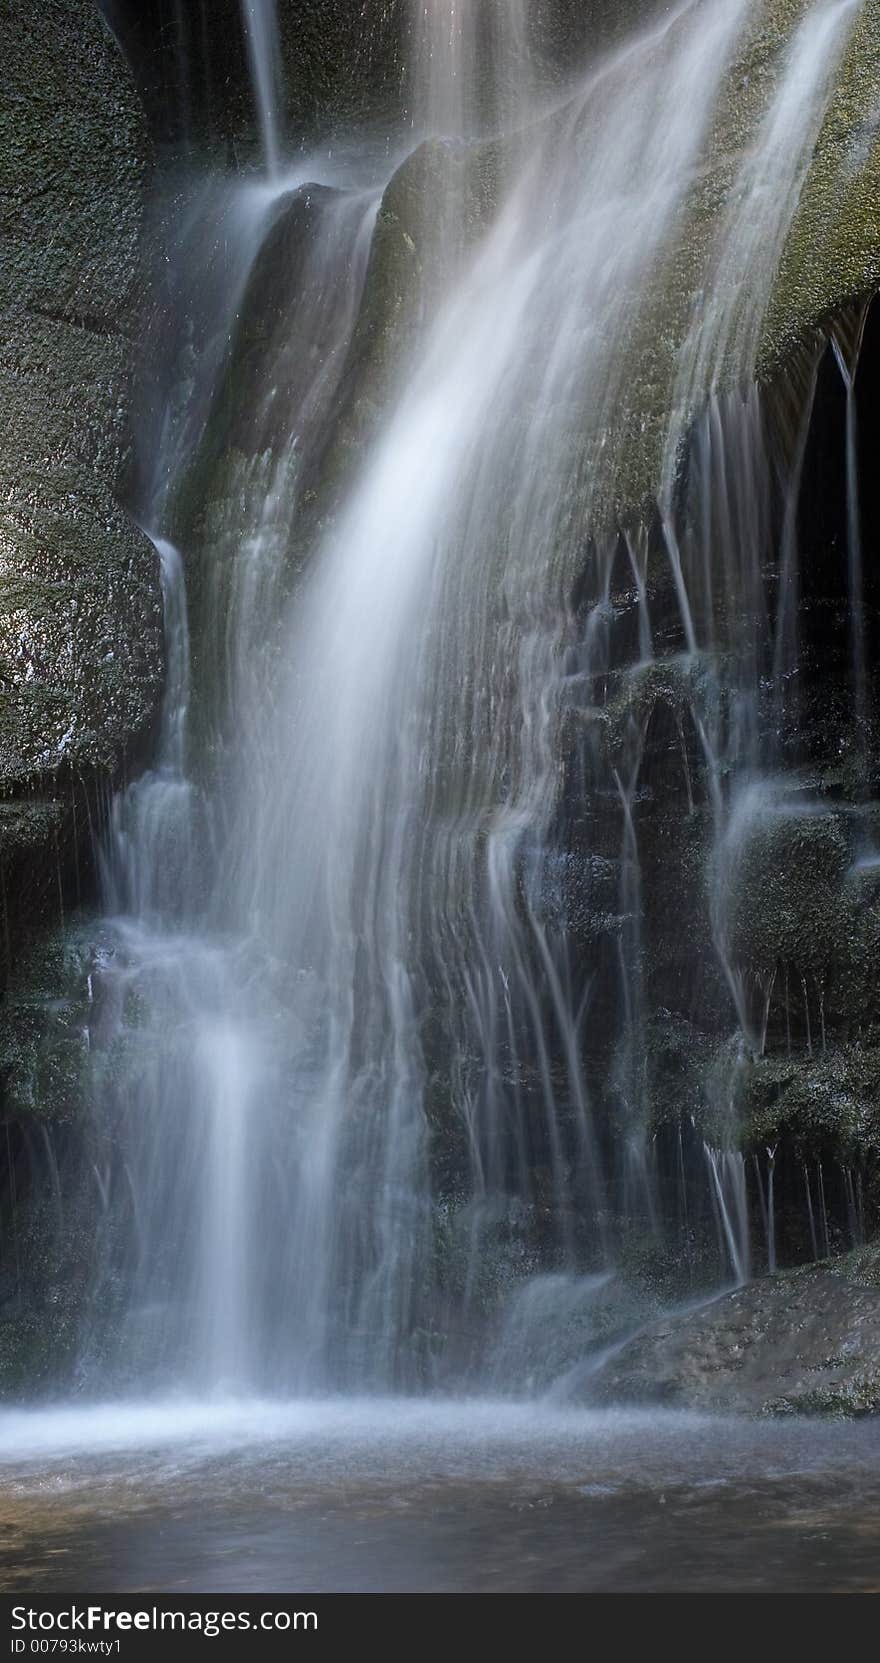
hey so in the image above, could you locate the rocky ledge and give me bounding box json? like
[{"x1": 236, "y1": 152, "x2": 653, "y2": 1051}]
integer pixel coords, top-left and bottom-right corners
[{"x1": 589, "y1": 1241, "x2": 880, "y2": 1416}]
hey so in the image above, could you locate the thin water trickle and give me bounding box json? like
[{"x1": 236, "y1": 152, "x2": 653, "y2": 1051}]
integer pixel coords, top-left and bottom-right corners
[
  {"x1": 240, "y1": 0, "x2": 285, "y2": 176},
  {"x1": 832, "y1": 316, "x2": 870, "y2": 753}
]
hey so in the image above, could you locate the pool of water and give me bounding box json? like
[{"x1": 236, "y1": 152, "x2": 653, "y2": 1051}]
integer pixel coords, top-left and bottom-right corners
[{"x1": 1, "y1": 1399, "x2": 879, "y2": 1592}]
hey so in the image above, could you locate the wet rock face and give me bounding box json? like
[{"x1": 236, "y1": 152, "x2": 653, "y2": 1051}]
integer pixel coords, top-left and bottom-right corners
[
  {"x1": 103, "y1": 0, "x2": 410, "y2": 153},
  {"x1": 0, "y1": 918, "x2": 114, "y2": 1392},
  {"x1": 589, "y1": 1242, "x2": 880, "y2": 1415},
  {"x1": 535, "y1": 0, "x2": 664, "y2": 61},
  {"x1": 643, "y1": 301, "x2": 880, "y2": 1208},
  {"x1": 0, "y1": 0, "x2": 163, "y2": 971}
]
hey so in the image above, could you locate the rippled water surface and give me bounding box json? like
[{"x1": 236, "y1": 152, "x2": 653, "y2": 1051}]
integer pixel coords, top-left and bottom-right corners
[{"x1": 1, "y1": 1400, "x2": 879, "y2": 1591}]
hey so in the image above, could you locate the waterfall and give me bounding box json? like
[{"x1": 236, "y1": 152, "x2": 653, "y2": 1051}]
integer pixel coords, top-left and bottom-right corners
[
  {"x1": 411, "y1": 0, "x2": 476, "y2": 138},
  {"x1": 75, "y1": 0, "x2": 872, "y2": 1397},
  {"x1": 80, "y1": 174, "x2": 384, "y2": 1391},
  {"x1": 410, "y1": 0, "x2": 532, "y2": 138},
  {"x1": 240, "y1": 0, "x2": 284, "y2": 175}
]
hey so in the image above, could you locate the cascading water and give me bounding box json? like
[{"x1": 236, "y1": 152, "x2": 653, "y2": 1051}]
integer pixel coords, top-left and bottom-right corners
[
  {"x1": 410, "y1": 0, "x2": 531, "y2": 137},
  {"x1": 78, "y1": 166, "x2": 385, "y2": 1391},
  {"x1": 73, "y1": 0, "x2": 874, "y2": 1399}
]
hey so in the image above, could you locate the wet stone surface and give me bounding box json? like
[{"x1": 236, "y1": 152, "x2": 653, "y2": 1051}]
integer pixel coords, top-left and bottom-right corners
[{"x1": 589, "y1": 1245, "x2": 880, "y2": 1415}]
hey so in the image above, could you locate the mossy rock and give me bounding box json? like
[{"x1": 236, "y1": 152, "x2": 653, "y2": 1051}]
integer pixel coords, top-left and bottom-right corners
[
  {"x1": 0, "y1": 918, "x2": 114, "y2": 1126},
  {"x1": 762, "y1": 0, "x2": 880, "y2": 373},
  {"x1": 645, "y1": 1013, "x2": 717, "y2": 1130},
  {"x1": 762, "y1": 1370, "x2": 880, "y2": 1417},
  {"x1": 581, "y1": 0, "x2": 880, "y2": 526},
  {"x1": 718, "y1": 795, "x2": 880, "y2": 1029},
  {"x1": 739, "y1": 1043, "x2": 880, "y2": 1163},
  {"x1": 723, "y1": 804, "x2": 850, "y2": 972},
  {"x1": 647, "y1": 1026, "x2": 880, "y2": 1187},
  {"x1": 0, "y1": 1183, "x2": 103, "y2": 1397}
]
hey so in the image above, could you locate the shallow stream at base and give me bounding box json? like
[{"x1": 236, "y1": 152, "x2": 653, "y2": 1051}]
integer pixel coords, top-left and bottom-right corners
[{"x1": 1, "y1": 1401, "x2": 878, "y2": 1591}]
